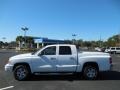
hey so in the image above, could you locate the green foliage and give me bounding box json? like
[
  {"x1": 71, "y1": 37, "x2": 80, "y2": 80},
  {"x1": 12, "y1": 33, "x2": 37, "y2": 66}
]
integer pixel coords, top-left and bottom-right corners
[
  {"x1": 16, "y1": 36, "x2": 34, "y2": 48},
  {"x1": 16, "y1": 36, "x2": 34, "y2": 43},
  {"x1": 64, "y1": 34, "x2": 120, "y2": 48},
  {"x1": 15, "y1": 34, "x2": 120, "y2": 48},
  {"x1": 16, "y1": 36, "x2": 24, "y2": 42},
  {"x1": 0, "y1": 41, "x2": 4, "y2": 48},
  {"x1": 107, "y1": 34, "x2": 120, "y2": 47}
]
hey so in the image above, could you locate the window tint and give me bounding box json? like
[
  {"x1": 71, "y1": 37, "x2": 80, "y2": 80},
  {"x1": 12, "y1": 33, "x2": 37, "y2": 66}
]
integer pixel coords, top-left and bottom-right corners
[
  {"x1": 59, "y1": 46, "x2": 72, "y2": 55},
  {"x1": 116, "y1": 48, "x2": 120, "y2": 50},
  {"x1": 41, "y1": 46, "x2": 56, "y2": 55},
  {"x1": 111, "y1": 48, "x2": 115, "y2": 50}
]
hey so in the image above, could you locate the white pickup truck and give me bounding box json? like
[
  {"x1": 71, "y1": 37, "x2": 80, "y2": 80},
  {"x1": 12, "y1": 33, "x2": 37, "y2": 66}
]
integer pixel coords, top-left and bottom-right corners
[{"x1": 5, "y1": 44, "x2": 112, "y2": 80}]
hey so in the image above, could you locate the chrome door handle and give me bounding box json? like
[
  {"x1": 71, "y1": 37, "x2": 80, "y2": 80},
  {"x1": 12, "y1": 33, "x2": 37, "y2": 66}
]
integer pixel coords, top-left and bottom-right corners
[
  {"x1": 50, "y1": 57, "x2": 56, "y2": 60},
  {"x1": 70, "y1": 57, "x2": 75, "y2": 60}
]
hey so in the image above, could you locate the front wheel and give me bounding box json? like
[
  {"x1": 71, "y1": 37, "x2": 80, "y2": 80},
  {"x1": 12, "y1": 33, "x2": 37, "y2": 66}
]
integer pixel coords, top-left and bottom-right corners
[
  {"x1": 13, "y1": 65, "x2": 30, "y2": 81},
  {"x1": 83, "y1": 66, "x2": 98, "y2": 80}
]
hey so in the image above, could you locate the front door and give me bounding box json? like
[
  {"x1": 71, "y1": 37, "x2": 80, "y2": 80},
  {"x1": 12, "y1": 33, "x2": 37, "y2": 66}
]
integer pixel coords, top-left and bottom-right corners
[{"x1": 32, "y1": 46, "x2": 57, "y2": 72}]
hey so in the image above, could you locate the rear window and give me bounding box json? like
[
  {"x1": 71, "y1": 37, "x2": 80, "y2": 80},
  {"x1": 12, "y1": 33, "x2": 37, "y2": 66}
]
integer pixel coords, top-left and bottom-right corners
[{"x1": 59, "y1": 46, "x2": 72, "y2": 55}]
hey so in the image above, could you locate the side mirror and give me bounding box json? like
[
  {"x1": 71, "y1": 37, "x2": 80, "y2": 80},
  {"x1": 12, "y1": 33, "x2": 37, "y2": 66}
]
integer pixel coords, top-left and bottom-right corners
[{"x1": 39, "y1": 52, "x2": 44, "y2": 56}]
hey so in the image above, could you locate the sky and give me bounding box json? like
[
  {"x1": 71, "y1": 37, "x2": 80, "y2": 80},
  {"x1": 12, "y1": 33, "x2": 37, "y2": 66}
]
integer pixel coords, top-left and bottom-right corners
[{"x1": 0, "y1": 0, "x2": 120, "y2": 42}]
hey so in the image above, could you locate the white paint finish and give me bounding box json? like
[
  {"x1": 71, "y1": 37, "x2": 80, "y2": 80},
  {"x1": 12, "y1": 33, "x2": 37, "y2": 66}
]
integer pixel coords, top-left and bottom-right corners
[
  {"x1": 5, "y1": 44, "x2": 111, "y2": 75},
  {"x1": 105, "y1": 47, "x2": 120, "y2": 53},
  {"x1": 4, "y1": 64, "x2": 13, "y2": 72},
  {"x1": 56, "y1": 45, "x2": 78, "y2": 72},
  {"x1": 77, "y1": 52, "x2": 111, "y2": 72},
  {"x1": 57, "y1": 55, "x2": 77, "y2": 72},
  {"x1": 31, "y1": 55, "x2": 57, "y2": 72},
  {"x1": 9, "y1": 53, "x2": 32, "y2": 60},
  {"x1": 0, "y1": 86, "x2": 14, "y2": 90}
]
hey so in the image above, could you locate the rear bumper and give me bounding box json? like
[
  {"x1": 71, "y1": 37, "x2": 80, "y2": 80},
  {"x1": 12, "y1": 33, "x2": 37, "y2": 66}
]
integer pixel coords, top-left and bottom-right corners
[
  {"x1": 110, "y1": 64, "x2": 113, "y2": 71},
  {"x1": 99, "y1": 64, "x2": 113, "y2": 72},
  {"x1": 5, "y1": 64, "x2": 13, "y2": 72}
]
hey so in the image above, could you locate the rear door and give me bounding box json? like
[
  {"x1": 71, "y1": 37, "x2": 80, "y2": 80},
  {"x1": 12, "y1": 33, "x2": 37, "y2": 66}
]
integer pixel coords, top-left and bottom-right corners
[{"x1": 57, "y1": 46, "x2": 77, "y2": 72}]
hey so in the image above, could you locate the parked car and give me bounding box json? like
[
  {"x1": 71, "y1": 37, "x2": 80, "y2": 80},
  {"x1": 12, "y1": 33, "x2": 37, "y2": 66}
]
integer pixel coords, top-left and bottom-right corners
[
  {"x1": 105, "y1": 47, "x2": 120, "y2": 54},
  {"x1": 5, "y1": 44, "x2": 112, "y2": 80},
  {"x1": 100, "y1": 47, "x2": 106, "y2": 52},
  {"x1": 95, "y1": 47, "x2": 102, "y2": 52}
]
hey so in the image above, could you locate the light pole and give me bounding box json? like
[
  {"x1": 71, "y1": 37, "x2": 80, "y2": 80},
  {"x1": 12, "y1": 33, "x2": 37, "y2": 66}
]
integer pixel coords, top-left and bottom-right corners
[
  {"x1": 99, "y1": 35, "x2": 102, "y2": 48},
  {"x1": 72, "y1": 34, "x2": 77, "y2": 44},
  {"x1": 2, "y1": 37, "x2": 6, "y2": 42},
  {"x1": 2, "y1": 37, "x2": 6, "y2": 48},
  {"x1": 21, "y1": 27, "x2": 28, "y2": 48},
  {"x1": 119, "y1": 33, "x2": 120, "y2": 46}
]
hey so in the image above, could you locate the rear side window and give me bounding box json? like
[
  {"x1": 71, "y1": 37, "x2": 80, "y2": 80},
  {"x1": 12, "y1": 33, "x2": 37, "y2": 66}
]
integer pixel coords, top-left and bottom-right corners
[{"x1": 59, "y1": 46, "x2": 72, "y2": 55}]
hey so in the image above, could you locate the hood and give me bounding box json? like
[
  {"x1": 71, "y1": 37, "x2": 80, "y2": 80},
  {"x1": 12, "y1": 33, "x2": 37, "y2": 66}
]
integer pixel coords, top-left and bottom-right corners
[
  {"x1": 10, "y1": 53, "x2": 33, "y2": 60},
  {"x1": 79, "y1": 51, "x2": 110, "y2": 57}
]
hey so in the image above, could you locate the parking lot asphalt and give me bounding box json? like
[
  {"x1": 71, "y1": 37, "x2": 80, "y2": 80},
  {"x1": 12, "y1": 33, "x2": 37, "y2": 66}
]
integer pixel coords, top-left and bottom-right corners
[{"x1": 0, "y1": 49, "x2": 120, "y2": 90}]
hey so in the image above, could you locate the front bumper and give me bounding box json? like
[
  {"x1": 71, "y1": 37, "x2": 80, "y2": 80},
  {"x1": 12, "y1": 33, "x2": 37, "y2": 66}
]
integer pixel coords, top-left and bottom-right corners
[{"x1": 5, "y1": 64, "x2": 13, "y2": 72}]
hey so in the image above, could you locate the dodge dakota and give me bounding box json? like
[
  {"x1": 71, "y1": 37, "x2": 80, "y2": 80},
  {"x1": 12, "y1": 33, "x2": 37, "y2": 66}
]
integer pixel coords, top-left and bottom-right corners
[{"x1": 5, "y1": 44, "x2": 112, "y2": 80}]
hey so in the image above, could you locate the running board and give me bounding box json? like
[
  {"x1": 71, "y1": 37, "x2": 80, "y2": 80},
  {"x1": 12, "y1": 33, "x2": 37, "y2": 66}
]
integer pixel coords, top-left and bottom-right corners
[{"x1": 34, "y1": 72, "x2": 74, "y2": 75}]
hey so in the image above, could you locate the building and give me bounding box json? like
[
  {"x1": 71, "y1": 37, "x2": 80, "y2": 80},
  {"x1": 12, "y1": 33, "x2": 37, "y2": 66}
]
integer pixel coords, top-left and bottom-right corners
[{"x1": 33, "y1": 37, "x2": 65, "y2": 49}]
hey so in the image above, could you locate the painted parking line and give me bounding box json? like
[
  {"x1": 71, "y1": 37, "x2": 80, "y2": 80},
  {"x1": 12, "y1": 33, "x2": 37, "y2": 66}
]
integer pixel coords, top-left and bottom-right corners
[{"x1": 0, "y1": 86, "x2": 14, "y2": 90}]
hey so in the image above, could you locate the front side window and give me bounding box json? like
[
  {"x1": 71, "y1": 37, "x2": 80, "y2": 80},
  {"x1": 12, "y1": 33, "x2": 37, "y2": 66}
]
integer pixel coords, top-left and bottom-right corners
[
  {"x1": 59, "y1": 46, "x2": 72, "y2": 55},
  {"x1": 40, "y1": 46, "x2": 56, "y2": 55}
]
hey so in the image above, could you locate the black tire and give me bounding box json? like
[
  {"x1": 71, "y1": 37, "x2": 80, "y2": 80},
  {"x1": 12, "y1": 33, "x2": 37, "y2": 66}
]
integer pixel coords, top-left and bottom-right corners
[
  {"x1": 113, "y1": 51, "x2": 116, "y2": 54},
  {"x1": 13, "y1": 65, "x2": 30, "y2": 81},
  {"x1": 83, "y1": 65, "x2": 98, "y2": 80},
  {"x1": 110, "y1": 52, "x2": 113, "y2": 54}
]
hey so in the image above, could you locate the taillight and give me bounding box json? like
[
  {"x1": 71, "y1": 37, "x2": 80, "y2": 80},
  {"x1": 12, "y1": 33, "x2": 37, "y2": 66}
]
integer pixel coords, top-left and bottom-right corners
[{"x1": 109, "y1": 57, "x2": 112, "y2": 64}]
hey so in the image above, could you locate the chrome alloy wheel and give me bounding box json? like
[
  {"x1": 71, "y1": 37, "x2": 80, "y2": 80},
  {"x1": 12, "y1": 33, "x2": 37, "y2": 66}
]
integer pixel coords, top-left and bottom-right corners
[
  {"x1": 16, "y1": 67, "x2": 27, "y2": 80},
  {"x1": 83, "y1": 66, "x2": 98, "y2": 80},
  {"x1": 14, "y1": 65, "x2": 29, "y2": 81},
  {"x1": 86, "y1": 67, "x2": 97, "y2": 78}
]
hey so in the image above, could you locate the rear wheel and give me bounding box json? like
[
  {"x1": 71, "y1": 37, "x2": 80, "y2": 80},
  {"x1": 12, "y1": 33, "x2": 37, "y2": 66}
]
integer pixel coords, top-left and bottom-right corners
[
  {"x1": 83, "y1": 65, "x2": 98, "y2": 80},
  {"x1": 13, "y1": 65, "x2": 30, "y2": 81}
]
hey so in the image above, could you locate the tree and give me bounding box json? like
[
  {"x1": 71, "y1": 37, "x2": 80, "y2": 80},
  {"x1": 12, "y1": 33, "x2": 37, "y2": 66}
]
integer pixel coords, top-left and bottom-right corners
[
  {"x1": 83, "y1": 41, "x2": 92, "y2": 47},
  {"x1": 25, "y1": 36, "x2": 34, "y2": 48},
  {"x1": 16, "y1": 36, "x2": 24, "y2": 43},
  {"x1": 16, "y1": 36, "x2": 34, "y2": 48},
  {"x1": 64, "y1": 40, "x2": 72, "y2": 44},
  {"x1": 107, "y1": 34, "x2": 119, "y2": 47},
  {"x1": 8, "y1": 41, "x2": 17, "y2": 48},
  {"x1": 75, "y1": 39, "x2": 83, "y2": 47},
  {"x1": 0, "y1": 41, "x2": 4, "y2": 48}
]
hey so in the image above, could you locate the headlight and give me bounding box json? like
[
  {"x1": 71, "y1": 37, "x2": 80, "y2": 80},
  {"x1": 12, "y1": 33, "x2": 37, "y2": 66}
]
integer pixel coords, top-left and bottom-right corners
[{"x1": 7, "y1": 60, "x2": 11, "y2": 64}]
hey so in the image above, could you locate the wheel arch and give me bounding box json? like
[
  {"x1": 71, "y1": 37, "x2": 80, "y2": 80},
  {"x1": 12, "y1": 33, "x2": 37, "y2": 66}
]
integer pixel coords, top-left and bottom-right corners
[
  {"x1": 82, "y1": 62, "x2": 99, "y2": 72},
  {"x1": 13, "y1": 62, "x2": 31, "y2": 73}
]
